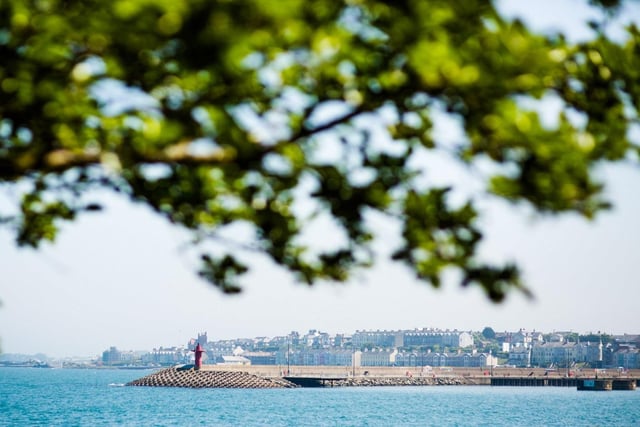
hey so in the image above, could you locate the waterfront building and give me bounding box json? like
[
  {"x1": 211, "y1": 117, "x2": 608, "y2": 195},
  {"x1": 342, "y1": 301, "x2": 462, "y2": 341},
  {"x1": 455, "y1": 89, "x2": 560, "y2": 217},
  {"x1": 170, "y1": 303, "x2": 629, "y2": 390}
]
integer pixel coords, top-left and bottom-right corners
[
  {"x1": 218, "y1": 355, "x2": 251, "y2": 365},
  {"x1": 329, "y1": 350, "x2": 355, "y2": 366},
  {"x1": 616, "y1": 349, "x2": 640, "y2": 370},
  {"x1": 507, "y1": 346, "x2": 531, "y2": 367},
  {"x1": 395, "y1": 351, "x2": 429, "y2": 367},
  {"x1": 302, "y1": 330, "x2": 332, "y2": 348},
  {"x1": 445, "y1": 352, "x2": 497, "y2": 368},
  {"x1": 241, "y1": 351, "x2": 277, "y2": 365},
  {"x1": 360, "y1": 348, "x2": 398, "y2": 367},
  {"x1": 265, "y1": 335, "x2": 287, "y2": 348},
  {"x1": 275, "y1": 349, "x2": 355, "y2": 366},
  {"x1": 573, "y1": 341, "x2": 603, "y2": 365},
  {"x1": 423, "y1": 352, "x2": 448, "y2": 367},
  {"x1": 141, "y1": 347, "x2": 188, "y2": 366},
  {"x1": 510, "y1": 329, "x2": 544, "y2": 349},
  {"x1": 352, "y1": 330, "x2": 401, "y2": 348},
  {"x1": 613, "y1": 334, "x2": 640, "y2": 348},
  {"x1": 396, "y1": 351, "x2": 496, "y2": 367},
  {"x1": 498, "y1": 329, "x2": 544, "y2": 352},
  {"x1": 288, "y1": 331, "x2": 301, "y2": 346},
  {"x1": 102, "y1": 347, "x2": 121, "y2": 365},
  {"x1": 531, "y1": 343, "x2": 577, "y2": 367},
  {"x1": 528, "y1": 341, "x2": 607, "y2": 368},
  {"x1": 403, "y1": 329, "x2": 473, "y2": 349},
  {"x1": 204, "y1": 343, "x2": 236, "y2": 362},
  {"x1": 547, "y1": 333, "x2": 566, "y2": 343},
  {"x1": 333, "y1": 334, "x2": 351, "y2": 348}
]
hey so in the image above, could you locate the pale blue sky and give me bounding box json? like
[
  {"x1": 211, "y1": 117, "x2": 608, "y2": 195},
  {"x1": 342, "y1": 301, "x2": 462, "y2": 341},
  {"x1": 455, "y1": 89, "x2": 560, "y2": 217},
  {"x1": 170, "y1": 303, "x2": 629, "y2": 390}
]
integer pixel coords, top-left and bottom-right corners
[{"x1": 1, "y1": 1, "x2": 639, "y2": 357}]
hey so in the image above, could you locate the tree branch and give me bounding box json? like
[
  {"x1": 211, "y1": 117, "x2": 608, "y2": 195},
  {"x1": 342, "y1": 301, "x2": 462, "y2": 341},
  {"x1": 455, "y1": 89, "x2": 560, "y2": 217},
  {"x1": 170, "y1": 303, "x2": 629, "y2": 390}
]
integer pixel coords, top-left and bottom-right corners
[
  {"x1": 0, "y1": 105, "x2": 370, "y2": 180},
  {"x1": 287, "y1": 107, "x2": 364, "y2": 143}
]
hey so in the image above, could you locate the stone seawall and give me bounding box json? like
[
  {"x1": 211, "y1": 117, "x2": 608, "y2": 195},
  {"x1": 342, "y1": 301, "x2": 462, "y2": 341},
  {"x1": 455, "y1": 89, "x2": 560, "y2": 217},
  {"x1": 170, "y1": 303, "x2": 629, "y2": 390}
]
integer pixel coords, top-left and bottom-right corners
[{"x1": 126, "y1": 367, "x2": 297, "y2": 388}]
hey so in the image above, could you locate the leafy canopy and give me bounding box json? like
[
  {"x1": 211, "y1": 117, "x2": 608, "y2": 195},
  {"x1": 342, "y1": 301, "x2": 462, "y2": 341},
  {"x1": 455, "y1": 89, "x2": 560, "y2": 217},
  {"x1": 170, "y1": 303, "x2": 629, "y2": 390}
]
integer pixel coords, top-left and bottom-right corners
[{"x1": 1, "y1": 0, "x2": 639, "y2": 301}]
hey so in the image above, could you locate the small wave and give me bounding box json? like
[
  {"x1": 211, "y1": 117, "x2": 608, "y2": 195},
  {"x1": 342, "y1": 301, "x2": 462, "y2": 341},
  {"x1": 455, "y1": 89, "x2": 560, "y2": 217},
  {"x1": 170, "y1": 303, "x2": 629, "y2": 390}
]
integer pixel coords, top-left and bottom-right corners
[{"x1": 108, "y1": 383, "x2": 125, "y2": 387}]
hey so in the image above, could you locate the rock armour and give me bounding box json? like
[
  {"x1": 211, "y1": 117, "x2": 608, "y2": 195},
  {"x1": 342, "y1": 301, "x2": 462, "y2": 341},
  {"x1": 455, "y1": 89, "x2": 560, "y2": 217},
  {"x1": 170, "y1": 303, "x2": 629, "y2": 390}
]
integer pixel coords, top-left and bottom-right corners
[
  {"x1": 334, "y1": 376, "x2": 469, "y2": 387},
  {"x1": 126, "y1": 367, "x2": 297, "y2": 389}
]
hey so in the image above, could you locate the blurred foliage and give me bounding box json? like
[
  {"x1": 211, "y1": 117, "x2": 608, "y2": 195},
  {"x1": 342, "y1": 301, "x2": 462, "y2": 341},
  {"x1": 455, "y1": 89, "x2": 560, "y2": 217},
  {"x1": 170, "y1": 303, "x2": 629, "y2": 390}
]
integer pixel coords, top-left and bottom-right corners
[{"x1": 1, "y1": 0, "x2": 639, "y2": 302}]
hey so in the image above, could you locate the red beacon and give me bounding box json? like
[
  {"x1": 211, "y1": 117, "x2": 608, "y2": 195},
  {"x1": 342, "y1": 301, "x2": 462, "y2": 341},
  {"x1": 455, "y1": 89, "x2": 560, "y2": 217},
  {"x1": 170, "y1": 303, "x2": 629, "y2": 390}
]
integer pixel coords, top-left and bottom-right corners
[{"x1": 193, "y1": 343, "x2": 204, "y2": 370}]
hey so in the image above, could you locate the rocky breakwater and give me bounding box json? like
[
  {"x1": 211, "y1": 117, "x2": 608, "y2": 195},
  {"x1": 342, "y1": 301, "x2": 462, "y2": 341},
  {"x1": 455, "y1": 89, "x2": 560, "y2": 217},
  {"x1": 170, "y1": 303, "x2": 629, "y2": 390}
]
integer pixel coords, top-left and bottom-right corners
[
  {"x1": 334, "y1": 376, "x2": 470, "y2": 387},
  {"x1": 126, "y1": 367, "x2": 297, "y2": 389}
]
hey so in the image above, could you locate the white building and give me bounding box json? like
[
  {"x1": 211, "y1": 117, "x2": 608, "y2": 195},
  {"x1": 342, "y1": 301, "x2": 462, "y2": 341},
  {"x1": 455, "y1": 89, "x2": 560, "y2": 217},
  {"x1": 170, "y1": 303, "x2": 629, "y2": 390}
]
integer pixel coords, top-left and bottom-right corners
[
  {"x1": 360, "y1": 348, "x2": 398, "y2": 366},
  {"x1": 531, "y1": 343, "x2": 577, "y2": 367}
]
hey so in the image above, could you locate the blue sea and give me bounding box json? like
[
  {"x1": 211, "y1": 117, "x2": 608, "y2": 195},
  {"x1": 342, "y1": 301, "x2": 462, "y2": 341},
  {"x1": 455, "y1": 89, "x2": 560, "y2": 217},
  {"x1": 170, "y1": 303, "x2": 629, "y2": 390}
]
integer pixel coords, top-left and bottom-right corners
[{"x1": 1, "y1": 368, "x2": 638, "y2": 426}]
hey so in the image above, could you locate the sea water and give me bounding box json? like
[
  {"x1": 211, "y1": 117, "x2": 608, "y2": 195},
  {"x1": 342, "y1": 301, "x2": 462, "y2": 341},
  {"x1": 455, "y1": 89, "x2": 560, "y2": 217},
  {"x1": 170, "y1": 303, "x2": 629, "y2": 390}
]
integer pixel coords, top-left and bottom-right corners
[{"x1": 1, "y1": 368, "x2": 638, "y2": 426}]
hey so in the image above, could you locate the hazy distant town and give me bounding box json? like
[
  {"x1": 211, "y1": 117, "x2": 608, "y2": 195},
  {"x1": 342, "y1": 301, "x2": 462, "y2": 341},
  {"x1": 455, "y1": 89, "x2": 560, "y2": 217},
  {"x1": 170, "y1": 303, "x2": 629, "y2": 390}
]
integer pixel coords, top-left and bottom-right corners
[{"x1": 2, "y1": 328, "x2": 639, "y2": 371}]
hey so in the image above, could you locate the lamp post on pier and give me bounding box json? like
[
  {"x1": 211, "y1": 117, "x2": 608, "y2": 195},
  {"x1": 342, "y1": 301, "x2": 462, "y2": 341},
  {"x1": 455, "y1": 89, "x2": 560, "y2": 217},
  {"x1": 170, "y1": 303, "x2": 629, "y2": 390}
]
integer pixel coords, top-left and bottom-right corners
[{"x1": 287, "y1": 335, "x2": 290, "y2": 376}]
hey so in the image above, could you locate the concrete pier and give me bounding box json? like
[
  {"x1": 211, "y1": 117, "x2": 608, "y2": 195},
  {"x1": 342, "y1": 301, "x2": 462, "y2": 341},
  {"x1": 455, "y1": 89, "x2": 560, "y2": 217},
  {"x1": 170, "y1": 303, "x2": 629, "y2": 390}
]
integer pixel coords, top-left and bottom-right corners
[
  {"x1": 612, "y1": 379, "x2": 637, "y2": 390},
  {"x1": 577, "y1": 379, "x2": 612, "y2": 391},
  {"x1": 491, "y1": 377, "x2": 577, "y2": 387}
]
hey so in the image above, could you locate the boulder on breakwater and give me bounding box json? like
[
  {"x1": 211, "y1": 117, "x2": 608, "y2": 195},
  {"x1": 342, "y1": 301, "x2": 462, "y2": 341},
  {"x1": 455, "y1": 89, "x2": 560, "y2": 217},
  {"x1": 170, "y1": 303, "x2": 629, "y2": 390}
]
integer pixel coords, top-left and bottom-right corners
[{"x1": 126, "y1": 367, "x2": 297, "y2": 389}]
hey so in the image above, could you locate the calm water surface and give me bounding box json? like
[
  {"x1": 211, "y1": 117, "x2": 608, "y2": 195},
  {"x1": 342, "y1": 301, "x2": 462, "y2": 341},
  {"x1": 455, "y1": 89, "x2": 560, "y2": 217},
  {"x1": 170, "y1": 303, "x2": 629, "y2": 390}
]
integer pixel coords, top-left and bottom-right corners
[{"x1": 1, "y1": 368, "x2": 638, "y2": 426}]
